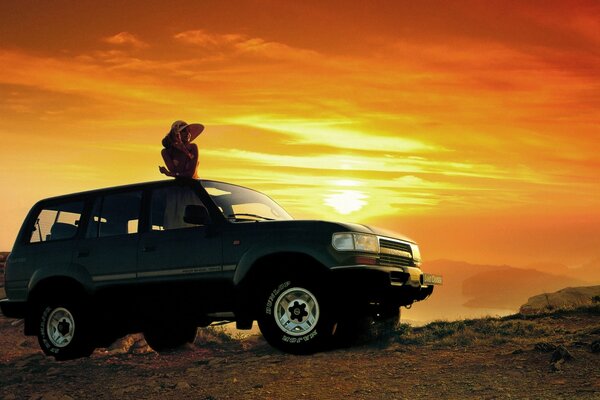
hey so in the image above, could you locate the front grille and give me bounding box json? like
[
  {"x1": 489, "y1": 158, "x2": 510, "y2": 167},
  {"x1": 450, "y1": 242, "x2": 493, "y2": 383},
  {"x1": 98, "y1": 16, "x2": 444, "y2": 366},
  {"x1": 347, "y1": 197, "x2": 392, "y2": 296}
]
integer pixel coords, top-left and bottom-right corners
[
  {"x1": 379, "y1": 238, "x2": 414, "y2": 267},
  {"x1": 379, "y1": 254, "x2": 414, "y2": 266},
  {"x1": 380, "y1": 239, "x2": 412, "y2": 253}
]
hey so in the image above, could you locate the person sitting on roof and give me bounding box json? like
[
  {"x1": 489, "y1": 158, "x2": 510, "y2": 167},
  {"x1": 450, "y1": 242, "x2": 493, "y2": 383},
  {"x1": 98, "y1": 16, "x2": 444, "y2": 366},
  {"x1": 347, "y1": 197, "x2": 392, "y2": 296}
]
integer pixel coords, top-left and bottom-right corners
[{"x1": 159, "y1": 120, "x2": 204, "y2": 179}]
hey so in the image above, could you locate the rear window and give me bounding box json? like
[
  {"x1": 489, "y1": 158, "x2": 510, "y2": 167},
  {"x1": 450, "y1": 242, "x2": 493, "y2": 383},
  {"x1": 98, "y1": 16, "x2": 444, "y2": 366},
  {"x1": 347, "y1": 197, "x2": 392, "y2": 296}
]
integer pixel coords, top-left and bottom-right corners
[{"x1": 29, "y1": 201, "x2": 84, "y2": 243}]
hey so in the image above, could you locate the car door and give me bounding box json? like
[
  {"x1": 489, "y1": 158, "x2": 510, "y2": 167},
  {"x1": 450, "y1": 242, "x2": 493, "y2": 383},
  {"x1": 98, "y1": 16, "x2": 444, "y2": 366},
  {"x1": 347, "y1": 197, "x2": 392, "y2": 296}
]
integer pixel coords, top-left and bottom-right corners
[
  {"x1": 137, "y1": 181, "x2": 223, "y2": 313},
  {"x1": 74, "y1": 190, "x2": 142, "y2": 309}
]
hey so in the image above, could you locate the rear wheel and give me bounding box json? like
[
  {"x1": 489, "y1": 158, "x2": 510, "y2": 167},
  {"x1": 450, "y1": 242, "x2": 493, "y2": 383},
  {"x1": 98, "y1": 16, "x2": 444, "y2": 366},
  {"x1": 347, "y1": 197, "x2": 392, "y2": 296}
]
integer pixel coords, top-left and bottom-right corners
[
  {"x1": 37, "y1": 299, "x2": 95, "y2": 360},
  {"x1": 258, "y1": 277, "x2": 334, "y2": 354}
]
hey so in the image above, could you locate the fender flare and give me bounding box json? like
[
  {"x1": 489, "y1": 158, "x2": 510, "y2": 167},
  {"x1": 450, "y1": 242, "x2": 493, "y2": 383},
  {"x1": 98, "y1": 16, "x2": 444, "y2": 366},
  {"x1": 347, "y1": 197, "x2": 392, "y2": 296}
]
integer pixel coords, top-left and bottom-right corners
[
  {"x1": 28, "y1": 262, "x2": 95, "y2": 300},
  {"x1": 232, "y1": 241, "x2": 333, "y2": 287}
]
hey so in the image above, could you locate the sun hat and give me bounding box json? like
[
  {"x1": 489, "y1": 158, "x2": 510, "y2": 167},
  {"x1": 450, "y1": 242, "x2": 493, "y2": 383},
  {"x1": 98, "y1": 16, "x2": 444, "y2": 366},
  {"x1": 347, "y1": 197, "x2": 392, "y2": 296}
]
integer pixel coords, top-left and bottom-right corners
[
  {"x1": 163, "y1": 120, "x2": 205, "y2": 147},
  {"x1": 171, "y1": 120, "x2": 189, "y2": 133}
]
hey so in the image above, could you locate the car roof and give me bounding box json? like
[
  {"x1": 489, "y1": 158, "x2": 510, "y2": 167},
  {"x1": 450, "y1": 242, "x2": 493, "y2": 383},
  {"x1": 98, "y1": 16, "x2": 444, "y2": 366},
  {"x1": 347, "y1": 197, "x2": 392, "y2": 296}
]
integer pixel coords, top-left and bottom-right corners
[{"x1": 35, "y1": 179, "x2": 240, "y2": 204}]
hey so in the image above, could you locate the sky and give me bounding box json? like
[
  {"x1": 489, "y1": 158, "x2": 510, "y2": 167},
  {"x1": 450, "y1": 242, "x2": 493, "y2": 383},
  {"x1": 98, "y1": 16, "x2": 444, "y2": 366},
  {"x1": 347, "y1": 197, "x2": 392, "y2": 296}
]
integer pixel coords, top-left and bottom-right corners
[{"x1": 0, "y1": 0, "x2": 599, "y2": 268}]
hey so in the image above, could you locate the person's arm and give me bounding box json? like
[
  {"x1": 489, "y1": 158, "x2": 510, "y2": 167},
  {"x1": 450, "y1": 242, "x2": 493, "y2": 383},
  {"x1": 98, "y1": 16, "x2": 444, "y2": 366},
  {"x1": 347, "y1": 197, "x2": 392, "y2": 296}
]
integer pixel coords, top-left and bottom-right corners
[
  {"x1": 170, "y1": 131, "x2": 194, "y2": 159},
  {"x1": 159, "y1": 148, "x2": 177, "y2": 176}
]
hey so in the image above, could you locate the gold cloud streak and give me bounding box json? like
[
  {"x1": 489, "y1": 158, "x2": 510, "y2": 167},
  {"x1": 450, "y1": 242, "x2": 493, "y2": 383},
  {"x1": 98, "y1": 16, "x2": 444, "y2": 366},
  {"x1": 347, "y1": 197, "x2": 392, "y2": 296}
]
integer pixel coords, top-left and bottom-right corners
[
  {"x1": 225, "y1": 116, "x2": 440, "y2": 153},
  {"x1": 201, "y1": 148, "x2": 542, "y2": 183}
]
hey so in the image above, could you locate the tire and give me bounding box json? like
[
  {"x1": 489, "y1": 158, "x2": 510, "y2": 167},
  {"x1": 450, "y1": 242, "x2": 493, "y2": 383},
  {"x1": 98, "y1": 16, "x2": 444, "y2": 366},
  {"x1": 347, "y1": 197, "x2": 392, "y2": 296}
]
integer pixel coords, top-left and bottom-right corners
[
  {"x1": 257, "y1": 277, "x2": 334, "y2": 354},
  {"x1": 143, "y1": 322, "x2": 197, "y2": 353},
  {"x1": 37, "y1": 300, "x2": 95, "y2": 360}
]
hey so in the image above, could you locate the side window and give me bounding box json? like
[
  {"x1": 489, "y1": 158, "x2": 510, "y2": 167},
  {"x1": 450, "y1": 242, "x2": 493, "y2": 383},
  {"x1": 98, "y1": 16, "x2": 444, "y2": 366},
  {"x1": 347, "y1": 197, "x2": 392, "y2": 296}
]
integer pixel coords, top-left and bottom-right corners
[
  {"x1": 29, "y1": 201, "x2": 84, "y2": 243},
  {"x1": 86, "y1": 191, "x2": 142, "y2": 238},
  {"x1": 151, "y1": 186, "x2": 204, "y2": 231}
]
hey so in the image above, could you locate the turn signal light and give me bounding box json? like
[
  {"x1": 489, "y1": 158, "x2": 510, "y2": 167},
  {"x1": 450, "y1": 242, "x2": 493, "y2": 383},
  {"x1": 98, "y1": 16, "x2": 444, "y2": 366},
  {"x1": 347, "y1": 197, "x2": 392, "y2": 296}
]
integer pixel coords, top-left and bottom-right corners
[{"x1": 355, "y1": 256, "x2": 377, "y2": 265}]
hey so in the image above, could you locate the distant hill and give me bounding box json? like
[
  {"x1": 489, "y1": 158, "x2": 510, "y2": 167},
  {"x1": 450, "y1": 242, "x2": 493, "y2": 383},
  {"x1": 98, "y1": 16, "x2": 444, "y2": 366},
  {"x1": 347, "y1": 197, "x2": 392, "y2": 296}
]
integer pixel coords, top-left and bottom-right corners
[
  {"x1": 523, "y1": 262, "x2": 574, "y2": 277},
  {"x1": 520, "y1": 285, "x2": 600, "y2": 314},
  {"x1": 405, "y1": 258, "x2": 600, "y2": 322},
  {"x1": 403, "y1": 260, "x2": 512, "y2": 321},
  {"x1": 462, "y1": 267, "x2": 587, "y2": 310},
  {"x1": 524, "y1": 259, "x2": 600, "y2": 282},
  {"x1": 578, "y1": 258, "x2": 600, "y2": 282}
]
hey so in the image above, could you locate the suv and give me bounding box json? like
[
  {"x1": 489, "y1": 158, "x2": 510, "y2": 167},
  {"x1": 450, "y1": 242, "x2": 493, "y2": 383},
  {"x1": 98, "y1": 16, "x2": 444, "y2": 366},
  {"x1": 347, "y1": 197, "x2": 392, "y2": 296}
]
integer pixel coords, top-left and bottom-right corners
[{"x1": 1, "y1": 178, "x2": 441, "y2": 359}]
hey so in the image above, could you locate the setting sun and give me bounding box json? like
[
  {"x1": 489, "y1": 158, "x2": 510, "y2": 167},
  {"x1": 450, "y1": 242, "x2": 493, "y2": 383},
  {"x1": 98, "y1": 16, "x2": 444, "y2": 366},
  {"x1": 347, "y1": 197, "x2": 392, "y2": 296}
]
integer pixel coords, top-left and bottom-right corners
[{"x1": 325, "y1": 189, "x2": 368, "y2": 215}]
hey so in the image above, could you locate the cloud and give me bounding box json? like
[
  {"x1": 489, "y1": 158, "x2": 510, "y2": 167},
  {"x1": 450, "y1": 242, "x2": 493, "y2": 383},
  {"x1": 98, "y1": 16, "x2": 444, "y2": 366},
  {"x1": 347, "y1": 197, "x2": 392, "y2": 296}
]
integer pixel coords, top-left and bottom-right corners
[
  {"x1": 201, "y1": 147, "x2": 539, "y2": 183},
  {"x1": 103, "y1": 32, "x2": 149, "y2": 48},
  {"x1": 174, "y1": 30, "x2": 245, "y2": 47},
  {"x1": 174, "y1": 29, "x2": 318, "y2": 60},
  {"x1": 225, "y1": 115, "x2": 441, "y2": 154}
]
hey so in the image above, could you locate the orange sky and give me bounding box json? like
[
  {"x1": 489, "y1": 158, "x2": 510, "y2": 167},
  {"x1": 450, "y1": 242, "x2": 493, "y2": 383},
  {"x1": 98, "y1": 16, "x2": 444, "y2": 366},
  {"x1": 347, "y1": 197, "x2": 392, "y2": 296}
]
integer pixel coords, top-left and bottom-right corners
[{"x1": 1, "y1": 1, "x2": 599, "y2": 267}]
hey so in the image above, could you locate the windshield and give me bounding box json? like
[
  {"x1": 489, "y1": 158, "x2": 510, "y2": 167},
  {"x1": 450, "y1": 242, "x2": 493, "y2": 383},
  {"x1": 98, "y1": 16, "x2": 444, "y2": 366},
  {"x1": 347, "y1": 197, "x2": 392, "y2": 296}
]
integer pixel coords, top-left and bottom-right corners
[{"x1": 202, "y1": 181, "x2": 293, "y2": 222}]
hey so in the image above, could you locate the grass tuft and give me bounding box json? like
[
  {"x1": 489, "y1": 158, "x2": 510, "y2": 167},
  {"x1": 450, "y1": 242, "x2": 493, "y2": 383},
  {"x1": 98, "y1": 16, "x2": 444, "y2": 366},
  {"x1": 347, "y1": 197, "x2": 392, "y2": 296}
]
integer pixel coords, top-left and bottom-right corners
[{"x1": 393, "y1": 305, "x2": 600, "y2": 347}]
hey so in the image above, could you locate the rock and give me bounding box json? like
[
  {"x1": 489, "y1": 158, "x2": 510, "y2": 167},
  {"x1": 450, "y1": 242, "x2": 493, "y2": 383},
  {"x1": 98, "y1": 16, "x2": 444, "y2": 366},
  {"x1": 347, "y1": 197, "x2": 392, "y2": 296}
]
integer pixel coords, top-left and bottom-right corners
[
  {"x1": 175, "y1": 381, "x2": 191, "y2": 390},
  {"x1": 551, "y1": 359, "x2": 565, "y2": 372},
  {"x1": 591, "y1": 340, "x2": 600, "y2": 353},
  {"x1": 551, "y1": 345, "x2": 573, "y2": 363},
  {"x1": 520, "y1": 286, "x2": 600, "y2": 314},
  {"x1": 107, "y1": 334, "x2": 150, "y2": 354},
  {"x1": 108, "y1": 336, "x2": 137, "y2": 353},
  {"x1": 534, "y1": 342, "x2": 557, "y2": 352},
  {"x1": 130, "y1": 335, "x2": 151, "y2": 354}
]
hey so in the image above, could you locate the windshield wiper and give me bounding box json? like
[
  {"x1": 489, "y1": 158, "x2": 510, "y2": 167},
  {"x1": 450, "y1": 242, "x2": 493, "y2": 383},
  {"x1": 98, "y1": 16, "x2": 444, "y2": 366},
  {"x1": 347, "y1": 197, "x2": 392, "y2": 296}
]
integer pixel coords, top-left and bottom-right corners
[{"x1": 227, "y1": 213, "x2": 274, "y2": 221}]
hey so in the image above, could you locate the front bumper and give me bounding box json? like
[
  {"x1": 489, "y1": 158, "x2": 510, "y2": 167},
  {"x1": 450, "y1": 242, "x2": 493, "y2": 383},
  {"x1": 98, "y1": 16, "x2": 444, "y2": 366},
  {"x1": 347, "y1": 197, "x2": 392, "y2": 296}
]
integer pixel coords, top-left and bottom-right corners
[{"x1": 330, "y1": 265, "x2": 442, "y2": 306}]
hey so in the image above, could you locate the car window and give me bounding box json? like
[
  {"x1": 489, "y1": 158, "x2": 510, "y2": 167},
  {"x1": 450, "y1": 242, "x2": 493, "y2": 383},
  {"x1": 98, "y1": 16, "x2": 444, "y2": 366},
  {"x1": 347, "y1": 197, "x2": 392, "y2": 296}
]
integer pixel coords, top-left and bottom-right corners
[
  {"x1": 29, "y1": 201, "x2": 84, "y2": 243},
  {"x1": 86, "y1": 191, "x2": 142, "y2": 238},
  {"x1": 203, "y1": 181, "x2": 292, "y2": 222},
  {"x1": 150, "y1": 186, "x2": 205, "y2": 230}
]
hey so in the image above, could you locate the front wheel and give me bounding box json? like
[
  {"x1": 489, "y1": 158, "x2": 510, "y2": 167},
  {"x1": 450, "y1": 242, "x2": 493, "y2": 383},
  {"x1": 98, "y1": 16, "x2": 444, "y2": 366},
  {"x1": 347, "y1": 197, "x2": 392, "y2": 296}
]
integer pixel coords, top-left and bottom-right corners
[
  {"x1": 258, "y1": 278, "x2": 334, "y2": 354},
  {"x1": 37, "y1": 300, "x2": 95, "y2": 360}
]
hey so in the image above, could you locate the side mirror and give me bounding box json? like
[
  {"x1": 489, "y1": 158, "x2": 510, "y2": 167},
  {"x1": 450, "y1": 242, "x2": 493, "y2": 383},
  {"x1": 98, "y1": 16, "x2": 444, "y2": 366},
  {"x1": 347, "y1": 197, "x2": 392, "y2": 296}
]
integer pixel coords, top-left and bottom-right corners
[{"x1": 184, "y1": 205, "x2": 210, "y2": 225}]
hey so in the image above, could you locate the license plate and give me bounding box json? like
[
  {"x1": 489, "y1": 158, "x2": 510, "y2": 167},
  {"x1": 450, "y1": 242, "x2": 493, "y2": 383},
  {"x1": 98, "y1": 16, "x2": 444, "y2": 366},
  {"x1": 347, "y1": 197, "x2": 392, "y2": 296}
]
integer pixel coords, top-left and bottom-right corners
[{"x1": 423, "y1": 273, "x2": 443, "y2": 285}]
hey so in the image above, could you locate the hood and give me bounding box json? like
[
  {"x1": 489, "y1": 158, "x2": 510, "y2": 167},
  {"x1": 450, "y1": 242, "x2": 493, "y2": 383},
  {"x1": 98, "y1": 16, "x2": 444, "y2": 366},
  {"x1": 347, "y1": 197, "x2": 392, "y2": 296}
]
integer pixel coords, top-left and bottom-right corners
[
  {"x1": 278, "y1": 220, "x2": 416, "y2": 244},
  {"x1": 333, "y1": 222, "x2": 417, "y2": 244}
]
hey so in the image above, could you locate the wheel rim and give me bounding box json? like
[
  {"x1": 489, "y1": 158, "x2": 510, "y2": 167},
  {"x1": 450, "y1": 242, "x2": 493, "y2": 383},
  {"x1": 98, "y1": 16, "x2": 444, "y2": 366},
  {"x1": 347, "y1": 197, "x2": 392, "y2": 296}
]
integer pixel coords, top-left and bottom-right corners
[
  {"x1": 274, "y1": 287, "x2": 320, "y2": 337},
  {"x1": 46, "y1": 307, "x2": 75, "y2": 348}
]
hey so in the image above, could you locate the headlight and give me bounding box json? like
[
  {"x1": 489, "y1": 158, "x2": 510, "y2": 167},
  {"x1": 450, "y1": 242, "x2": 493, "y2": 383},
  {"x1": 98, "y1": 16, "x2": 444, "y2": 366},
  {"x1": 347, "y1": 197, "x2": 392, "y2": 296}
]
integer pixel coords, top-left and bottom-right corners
[{"x1": 332, "y1": 233, "x2": 379, "y2": 253}]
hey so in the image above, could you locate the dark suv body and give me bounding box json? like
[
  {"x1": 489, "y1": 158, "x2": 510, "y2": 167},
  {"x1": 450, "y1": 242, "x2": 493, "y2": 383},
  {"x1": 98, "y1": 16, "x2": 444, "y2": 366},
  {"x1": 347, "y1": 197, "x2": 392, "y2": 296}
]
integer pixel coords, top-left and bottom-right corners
[{"x1": 1, "y1": 178, "x2": 441, "y2": 359}]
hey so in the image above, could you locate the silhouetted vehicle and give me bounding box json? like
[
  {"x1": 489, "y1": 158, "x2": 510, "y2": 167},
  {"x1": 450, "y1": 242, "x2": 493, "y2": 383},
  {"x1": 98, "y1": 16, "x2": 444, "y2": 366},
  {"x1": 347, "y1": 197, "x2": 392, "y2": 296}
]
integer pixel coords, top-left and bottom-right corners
[{"x1": 0, "y1": 179, "x2": 442, "y2": 359}]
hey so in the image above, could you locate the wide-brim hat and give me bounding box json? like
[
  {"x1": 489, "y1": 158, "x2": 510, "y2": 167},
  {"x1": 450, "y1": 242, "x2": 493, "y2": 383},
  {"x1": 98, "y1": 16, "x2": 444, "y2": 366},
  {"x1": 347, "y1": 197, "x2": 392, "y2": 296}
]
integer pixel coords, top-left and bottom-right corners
[{"x1": 170, "y1": 120, "x2": 205, "y2": 142}]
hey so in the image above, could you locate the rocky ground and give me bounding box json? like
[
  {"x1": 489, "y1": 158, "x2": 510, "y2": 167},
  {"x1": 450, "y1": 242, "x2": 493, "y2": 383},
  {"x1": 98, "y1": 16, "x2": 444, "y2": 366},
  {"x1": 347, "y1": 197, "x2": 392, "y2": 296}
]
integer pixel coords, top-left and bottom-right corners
[{"x1": 0, "y1": 306, "x2": 599, "y2": 400}]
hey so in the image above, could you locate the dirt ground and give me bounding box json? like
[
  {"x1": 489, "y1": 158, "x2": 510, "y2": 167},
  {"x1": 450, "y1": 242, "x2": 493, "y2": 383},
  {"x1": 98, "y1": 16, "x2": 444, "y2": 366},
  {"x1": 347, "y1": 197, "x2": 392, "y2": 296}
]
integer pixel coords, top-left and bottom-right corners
[{"x1": 1, "y1": 308, "x2": 599, "y2": 400}]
